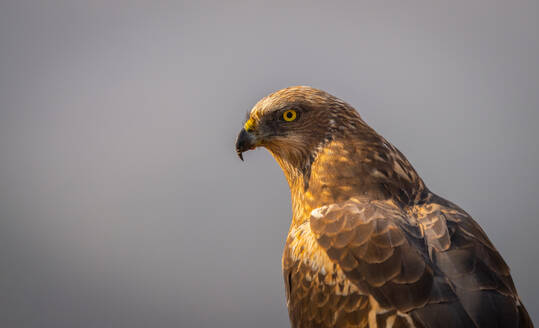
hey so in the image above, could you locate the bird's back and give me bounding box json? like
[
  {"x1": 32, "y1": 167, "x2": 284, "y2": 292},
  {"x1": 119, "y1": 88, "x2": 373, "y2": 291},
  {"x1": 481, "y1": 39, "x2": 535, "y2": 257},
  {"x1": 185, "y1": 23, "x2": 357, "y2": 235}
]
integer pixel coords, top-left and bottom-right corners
[{"x1": 282, "y1": 191, "x2": 533, "y2": 328}]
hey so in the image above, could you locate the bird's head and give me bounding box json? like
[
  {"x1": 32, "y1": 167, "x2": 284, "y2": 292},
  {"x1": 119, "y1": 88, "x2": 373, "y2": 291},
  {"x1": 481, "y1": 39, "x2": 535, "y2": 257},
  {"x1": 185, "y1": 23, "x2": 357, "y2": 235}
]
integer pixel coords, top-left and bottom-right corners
[
  {"x1": 235, "y1": 86, "x2": 425, "y2": 211},
  {"x1": 235, "y1": 86, "x2": 361, "y2": 173}
]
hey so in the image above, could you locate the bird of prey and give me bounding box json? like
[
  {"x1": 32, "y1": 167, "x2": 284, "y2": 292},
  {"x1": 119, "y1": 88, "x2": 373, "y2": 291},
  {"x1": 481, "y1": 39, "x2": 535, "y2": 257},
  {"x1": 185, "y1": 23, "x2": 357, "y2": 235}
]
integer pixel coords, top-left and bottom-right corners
[{"x1": 235, "y1": 86, "x2": 532, "y2": 328}]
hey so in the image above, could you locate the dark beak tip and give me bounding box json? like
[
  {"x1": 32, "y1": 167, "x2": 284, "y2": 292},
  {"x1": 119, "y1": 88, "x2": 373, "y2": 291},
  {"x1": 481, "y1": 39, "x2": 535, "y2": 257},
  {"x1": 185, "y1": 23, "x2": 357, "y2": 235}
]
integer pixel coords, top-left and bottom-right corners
[
  {"x1": 237, "y1": 150, "x2": 244, "y2": 161},
  {"x1": 235, "y1": 128, "x2": 254, "y2": 161}
]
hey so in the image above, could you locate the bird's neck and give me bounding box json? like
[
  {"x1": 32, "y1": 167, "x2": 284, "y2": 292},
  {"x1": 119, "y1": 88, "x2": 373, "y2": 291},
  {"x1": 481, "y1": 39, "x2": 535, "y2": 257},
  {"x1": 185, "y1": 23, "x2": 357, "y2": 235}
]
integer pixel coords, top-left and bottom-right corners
[{"x1": 272, "y1": 134, "x2": 426, "y2": 228}]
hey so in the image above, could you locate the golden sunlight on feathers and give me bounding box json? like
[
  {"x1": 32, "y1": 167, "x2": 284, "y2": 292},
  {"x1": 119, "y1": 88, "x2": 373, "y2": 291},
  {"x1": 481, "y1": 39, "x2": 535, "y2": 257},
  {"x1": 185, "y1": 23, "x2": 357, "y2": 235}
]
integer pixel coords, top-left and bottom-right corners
[{"x1": 235, "y1": 86, "x2": 532, "y2": 328}]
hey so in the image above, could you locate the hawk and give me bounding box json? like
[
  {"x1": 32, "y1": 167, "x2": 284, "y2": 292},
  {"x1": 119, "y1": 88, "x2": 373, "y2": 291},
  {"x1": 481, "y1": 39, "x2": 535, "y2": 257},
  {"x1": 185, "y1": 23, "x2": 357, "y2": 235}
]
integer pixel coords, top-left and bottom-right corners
[{"x1": 235, "y1": 86, "x2": 532, "y2": 328}]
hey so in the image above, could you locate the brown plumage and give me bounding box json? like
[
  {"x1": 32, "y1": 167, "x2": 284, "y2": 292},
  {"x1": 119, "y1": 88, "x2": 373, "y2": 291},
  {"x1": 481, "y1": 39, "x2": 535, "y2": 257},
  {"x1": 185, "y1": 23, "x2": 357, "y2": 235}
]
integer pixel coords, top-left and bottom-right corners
[{"x1": 235, "y1": 86, "x2": 532, "y2": 328}]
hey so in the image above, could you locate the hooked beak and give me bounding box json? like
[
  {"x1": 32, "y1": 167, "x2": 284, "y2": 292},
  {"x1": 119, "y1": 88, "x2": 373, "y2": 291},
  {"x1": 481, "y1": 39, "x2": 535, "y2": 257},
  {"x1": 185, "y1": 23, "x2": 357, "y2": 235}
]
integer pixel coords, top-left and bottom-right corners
[{"x1": 235, "y1": 128, "x2": 257, "y2": 161}]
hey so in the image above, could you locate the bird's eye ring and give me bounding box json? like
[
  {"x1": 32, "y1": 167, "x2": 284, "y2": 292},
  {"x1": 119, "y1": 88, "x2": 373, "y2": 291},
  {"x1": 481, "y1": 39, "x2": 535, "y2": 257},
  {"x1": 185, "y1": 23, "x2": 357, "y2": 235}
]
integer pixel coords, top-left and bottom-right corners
[{"x1": 283, "y1": 109, "x2": 297, "y2": 122}]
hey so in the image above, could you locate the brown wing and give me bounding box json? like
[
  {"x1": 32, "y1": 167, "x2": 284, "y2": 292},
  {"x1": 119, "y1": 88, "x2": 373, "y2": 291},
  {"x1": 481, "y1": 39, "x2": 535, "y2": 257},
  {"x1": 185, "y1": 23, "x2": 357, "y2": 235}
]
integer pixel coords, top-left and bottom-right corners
[
  {"x1": 283, "y1": 222, "x2": 373, "y2": 328},
  {"x1": 309, "y1": 196, "x2": 532, "y2": 328},
  {"x1": 422, "y1": 193, "x2": 533, "y2": 328}
]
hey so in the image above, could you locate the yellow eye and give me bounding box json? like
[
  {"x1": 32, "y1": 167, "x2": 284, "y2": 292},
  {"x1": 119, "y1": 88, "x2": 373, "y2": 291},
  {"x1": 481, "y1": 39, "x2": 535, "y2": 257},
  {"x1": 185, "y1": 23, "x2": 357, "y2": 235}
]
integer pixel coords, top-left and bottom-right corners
[{"x1": 283, "y1": 109, "x2": 297, "y2": 122}]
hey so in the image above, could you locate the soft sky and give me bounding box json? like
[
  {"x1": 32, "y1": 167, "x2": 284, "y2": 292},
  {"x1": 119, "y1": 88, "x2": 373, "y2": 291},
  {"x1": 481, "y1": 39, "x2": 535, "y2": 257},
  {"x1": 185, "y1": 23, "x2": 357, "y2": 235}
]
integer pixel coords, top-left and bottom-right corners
[{"x1": 1, "y1": 1, "x2": 538, "y2": 327}]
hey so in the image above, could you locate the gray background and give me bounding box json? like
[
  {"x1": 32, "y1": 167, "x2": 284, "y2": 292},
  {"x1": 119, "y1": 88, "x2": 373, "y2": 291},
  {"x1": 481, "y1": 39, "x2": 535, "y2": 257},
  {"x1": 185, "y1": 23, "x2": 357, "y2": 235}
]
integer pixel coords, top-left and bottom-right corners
[{"x1": 1, "y1": 1, "x2": 538, "y2": 327}]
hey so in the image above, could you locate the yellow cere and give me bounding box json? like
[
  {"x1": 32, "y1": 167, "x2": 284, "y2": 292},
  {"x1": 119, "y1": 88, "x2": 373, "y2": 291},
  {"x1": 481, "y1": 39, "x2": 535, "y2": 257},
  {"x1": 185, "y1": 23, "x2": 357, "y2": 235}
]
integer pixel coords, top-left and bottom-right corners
[
  {"x1": 244, "y1": 118, "x2": 255, "y2": 132},
  {"x1": 283, "y1": 109, "x2": 297, "y2": 122}
]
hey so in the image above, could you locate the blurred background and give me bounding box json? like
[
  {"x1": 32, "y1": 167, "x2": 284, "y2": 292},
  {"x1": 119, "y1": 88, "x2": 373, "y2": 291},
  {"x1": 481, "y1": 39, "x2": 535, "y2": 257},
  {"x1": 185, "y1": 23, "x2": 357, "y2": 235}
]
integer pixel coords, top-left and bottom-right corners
[{"x1": 0, "y1": 1, "x2": 538, "y2": 327}]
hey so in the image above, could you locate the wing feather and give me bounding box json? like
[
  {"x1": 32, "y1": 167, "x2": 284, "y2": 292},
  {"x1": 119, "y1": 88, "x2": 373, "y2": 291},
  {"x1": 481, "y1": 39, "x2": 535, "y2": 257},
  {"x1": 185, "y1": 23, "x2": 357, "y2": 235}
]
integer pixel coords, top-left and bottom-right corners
[{"x1": 309, "y1": 196, "x2": 532, "y2": 327}]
